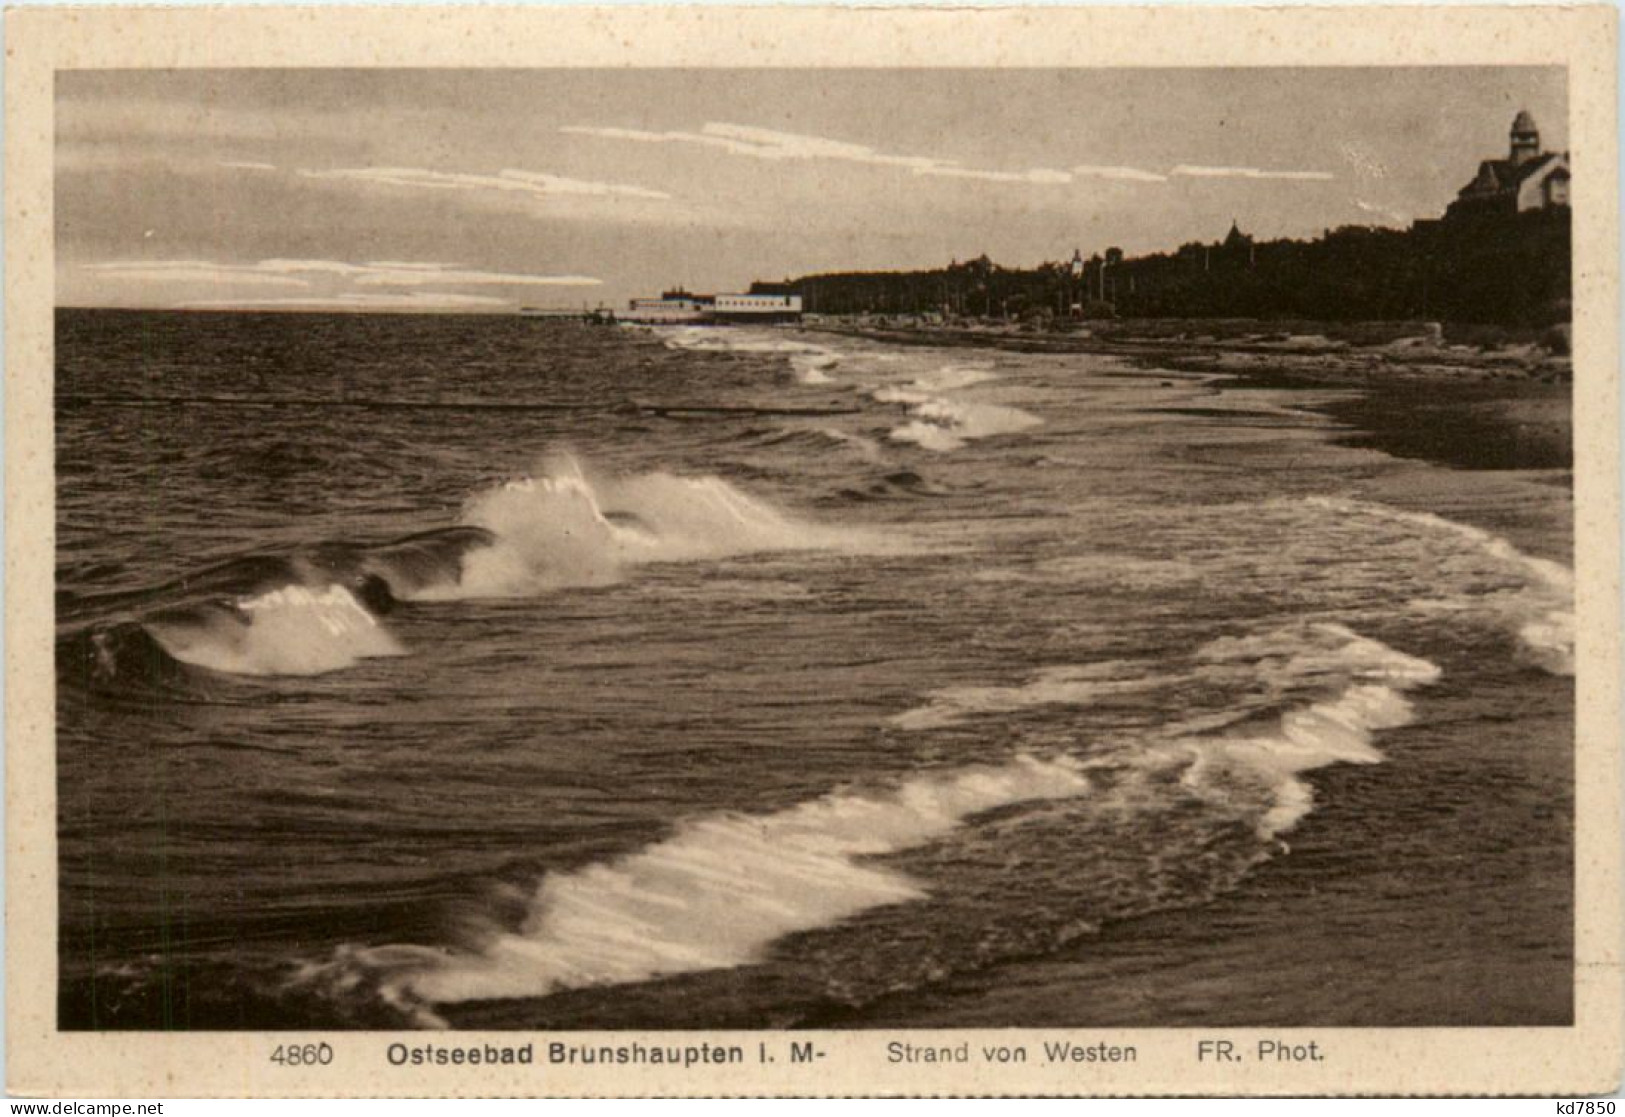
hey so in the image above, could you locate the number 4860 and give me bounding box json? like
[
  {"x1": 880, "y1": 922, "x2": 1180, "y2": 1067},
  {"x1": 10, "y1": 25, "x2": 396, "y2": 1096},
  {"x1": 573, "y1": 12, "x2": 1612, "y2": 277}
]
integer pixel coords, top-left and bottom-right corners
[{"x1": 271, "y1": 1043, "x2": 334, "y2": 1067}]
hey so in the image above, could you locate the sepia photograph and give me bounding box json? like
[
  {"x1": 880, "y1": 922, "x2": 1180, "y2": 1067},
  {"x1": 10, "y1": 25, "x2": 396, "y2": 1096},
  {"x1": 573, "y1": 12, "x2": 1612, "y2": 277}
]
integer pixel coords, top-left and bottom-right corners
[
  {"x1": 7, "y1": 3, "x2": 1620, "y2": 1099},
  {"x1": 50, "y1": 62, "x2": 1581, "y2": 1032}
]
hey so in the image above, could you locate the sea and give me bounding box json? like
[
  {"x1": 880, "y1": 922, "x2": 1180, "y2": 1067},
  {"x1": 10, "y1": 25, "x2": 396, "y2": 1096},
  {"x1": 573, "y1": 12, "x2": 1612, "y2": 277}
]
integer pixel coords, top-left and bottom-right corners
[{"x1": 55, "y1": 308, "x2": 1574, "y2": 1030}]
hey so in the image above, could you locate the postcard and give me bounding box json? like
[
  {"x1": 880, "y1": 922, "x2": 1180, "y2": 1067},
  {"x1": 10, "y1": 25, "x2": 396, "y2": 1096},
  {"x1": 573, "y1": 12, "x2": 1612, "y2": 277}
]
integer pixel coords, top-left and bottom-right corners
[{"x1": 6, "y1": 3, "x2": 1620, "y2": 1098}]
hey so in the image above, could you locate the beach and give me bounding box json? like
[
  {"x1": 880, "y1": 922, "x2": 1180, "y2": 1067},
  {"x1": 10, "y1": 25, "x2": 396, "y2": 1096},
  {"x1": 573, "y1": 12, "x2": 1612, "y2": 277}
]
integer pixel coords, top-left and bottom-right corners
[
  {"x1": 56, "y1": 309, "x2": 1573, "y2": 1030},
  {"x1": 812, "y1": 316, "x2": 1573, "y2": 475}
]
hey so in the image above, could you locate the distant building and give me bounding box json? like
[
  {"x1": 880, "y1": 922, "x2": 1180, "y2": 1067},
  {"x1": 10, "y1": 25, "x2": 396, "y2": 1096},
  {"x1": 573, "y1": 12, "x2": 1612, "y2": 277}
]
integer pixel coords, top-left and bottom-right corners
[
  {"x1": 709, "y1": 293, "x2": 803, "y2": 323},
  {"x1": 624, "y1": 286, "x2": 802, "y2": 325},
  {"x1": 626, "y1": 289, "x2": 710, "y2": 323},
  {"x1": 1446, "y1": 110, "x2": 1570, "y2": 221}
]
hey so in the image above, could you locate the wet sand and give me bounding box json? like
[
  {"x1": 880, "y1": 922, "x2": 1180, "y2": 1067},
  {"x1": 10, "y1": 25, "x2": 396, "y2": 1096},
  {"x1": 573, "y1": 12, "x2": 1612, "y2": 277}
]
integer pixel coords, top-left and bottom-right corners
[
  {"x1": 805, "y1": 320, "x2": 1575, "y2": 1030},
  {"x1": 1213, "y1": 366, "x2": 1573, "y2": 475},
  {"x1": 835, "y1": 681, "x2": 1573, "y2": 1029},
  {"x1": 812, "y1": 316, "x2": 1573, "y2": 475},
  {"x1": 1321, "y1": 386, "x2": 1571, "y2": 473}
]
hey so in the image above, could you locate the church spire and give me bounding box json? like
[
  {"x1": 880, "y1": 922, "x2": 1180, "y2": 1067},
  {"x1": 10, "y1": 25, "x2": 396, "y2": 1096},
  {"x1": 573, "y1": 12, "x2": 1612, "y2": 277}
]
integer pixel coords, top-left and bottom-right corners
[{"x1": 1510, "y1": 109, "x2": 1541, "y2": 167}]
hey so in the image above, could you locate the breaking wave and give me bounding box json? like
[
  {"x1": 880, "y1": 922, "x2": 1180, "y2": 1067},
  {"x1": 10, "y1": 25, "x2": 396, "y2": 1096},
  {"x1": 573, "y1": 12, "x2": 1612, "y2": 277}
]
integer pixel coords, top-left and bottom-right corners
[
  {"x1": 56, "y1": 528, "x2": 490, "y2": 687},
  {"x1": 439, "y1": 454, "x2": 866, "y2": 598},
  {"x1": 319, "y1": 621, "x2": 1437, "y2": 1023},
  {"x1": 893, "y1": 662, "x2": 1166, "y2": 731},
  {"x1": 874, "y1": 385, "x2": 1043, "y2": 452},
  {"x1": 1185, "y1": 621, "x2": 1441, "y2": 836},
  {"x1": 654, "y1": 326, "x2": 858, "y2": 384},
  {"x1": 59, "y1": 454, "x2": 858, "y2": 681},
  {"x1": 373, "y1": 754, "x2": 1093, "y2": 1017},
  {"x1": 145, "y1": 584, "x2": 405, "y2": 677},
  {"x1": 660, "y1": 327, "x2": 836, "y2": 357},
  {"x1": 791, "y1": 354, "x2": 841, "y2": 385},
  {"x1": 906, "y1": 363, "x2": 1000, "y2": 392},
  {"x1": 659, "y1": 328, "x2": 845, "y2": 385},
  {"x1": 1303, "y1": 496, "x2": 1574, "y2": 675}
]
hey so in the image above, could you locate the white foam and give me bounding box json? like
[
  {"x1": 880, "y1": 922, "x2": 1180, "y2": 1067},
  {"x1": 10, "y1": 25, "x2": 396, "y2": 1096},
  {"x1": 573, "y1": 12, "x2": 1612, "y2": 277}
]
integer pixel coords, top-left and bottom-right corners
[
  {"x1": 896, "y1": 623, "x2": 1440, "y2": 835},
  {"x1": 664, "y1": 324, "x2": 849, "y2": 384},
  {"x1": 791, "y1": 353, "x2": 841, "y2": 384},
  {"x1": 886, "y1": 396, "x2": 1043, "y2": 453},
  {"x1": 891, "y1": 420, "x2": 969, "y2": 453},
  {"x1": 1517, "y1": 613, "x2": 1576, "y2": 675},
  {"x1": 1188, "y1": 621, "x2": 1441, "y2": 837},
  {"x1": 893, "y1": 663, "x2": 1161, "y2": 731},
  {"x1": 426, "y1": 454, "x2": 871, "y2": 599},
  {"x1": 395, "y1": 754, "x2": 1092, "y2": 1005},
  {"x1": 660, "y1": 326, "x2": 832, "y2": 358},
  {"x1": 1304, "y1": 497, "x2": 1574, "y2": 675},
  {"x1": 869, "y1": 372, "x2": 1042, "y2": 453},
  {"x1": 1196, "y1": 620, "x2": 1444, "y2": 690},
  {"x1": 909, "y1": 363, "x2": 999, "y2": 392},
  {"x1": 337, "y1": 623, "x2": 1436, "y2": 1015},
  {"x1": 872, "y1": 386, "x2": 928, "y2": 406},
  {"x1": 147, "y1": 585, "x2": 405, "y2": 676}
]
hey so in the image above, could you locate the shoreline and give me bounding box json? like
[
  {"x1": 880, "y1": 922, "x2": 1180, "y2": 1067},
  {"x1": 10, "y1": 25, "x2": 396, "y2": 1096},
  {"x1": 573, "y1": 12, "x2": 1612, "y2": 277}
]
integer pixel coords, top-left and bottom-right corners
[
  {"x1": 805, "y1": 315, "x2": 1571, "y2": 381},
  {"x1": 806, "y1": 316, "x2": 1573, "y2": 475},
  {"x1": 805, "y1": 314, "x2": 1570, "y2": 368},
  {"x1": 804, "y1": 319, "x2": 1574, "y2": 1031}
]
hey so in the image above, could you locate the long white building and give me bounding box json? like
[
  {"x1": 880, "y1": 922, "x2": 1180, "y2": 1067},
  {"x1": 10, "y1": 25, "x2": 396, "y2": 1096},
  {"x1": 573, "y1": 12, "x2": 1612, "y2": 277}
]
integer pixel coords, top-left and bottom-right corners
[
  {"x1": 626, "y1": 292, "x2": 708, "y2": 324},
  {"x1": 623, "y1": 288, "x2": 803, "y2": 325}
]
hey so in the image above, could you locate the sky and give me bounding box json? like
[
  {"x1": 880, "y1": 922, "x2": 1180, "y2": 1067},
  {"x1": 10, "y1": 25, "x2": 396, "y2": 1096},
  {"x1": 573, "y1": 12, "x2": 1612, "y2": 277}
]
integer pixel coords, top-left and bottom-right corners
[{"x1": 57, "y1": 67, "x2": 1568, "y2": 312}]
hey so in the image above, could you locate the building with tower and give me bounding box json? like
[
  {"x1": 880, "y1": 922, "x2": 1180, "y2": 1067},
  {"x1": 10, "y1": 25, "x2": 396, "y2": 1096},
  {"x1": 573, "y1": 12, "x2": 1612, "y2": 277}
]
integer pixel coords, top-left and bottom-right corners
[{"x1": 1445, "y1": 110, "x2": 1570, "y2": 221}]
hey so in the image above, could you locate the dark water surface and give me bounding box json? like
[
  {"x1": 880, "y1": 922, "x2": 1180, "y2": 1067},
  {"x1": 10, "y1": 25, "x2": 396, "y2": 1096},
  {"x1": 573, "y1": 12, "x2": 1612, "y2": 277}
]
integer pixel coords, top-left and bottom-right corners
[{"x1": 55, "y1": 308, "x2": 1573, "y2": 1029}]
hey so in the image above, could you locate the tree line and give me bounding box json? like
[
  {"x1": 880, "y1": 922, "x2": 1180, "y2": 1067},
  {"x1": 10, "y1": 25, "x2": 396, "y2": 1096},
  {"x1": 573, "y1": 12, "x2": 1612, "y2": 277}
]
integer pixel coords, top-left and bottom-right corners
[{"x1": 766, "y1": 208, "x2": 1570, "y2": 327}]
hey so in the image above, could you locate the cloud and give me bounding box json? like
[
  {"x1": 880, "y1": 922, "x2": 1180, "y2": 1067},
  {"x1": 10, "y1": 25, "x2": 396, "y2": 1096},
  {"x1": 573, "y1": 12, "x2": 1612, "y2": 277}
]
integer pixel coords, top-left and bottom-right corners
[
  {"x1": 297, "y1": 165, "x2": 671, "y2": 201},
  {"x1": 81, "y1": 261, "x2": 311, "y2": 288},
  {"x1": 565, "y1": 121, "x2": 1336, "y2": 192},
  {"x1": 353, "y1": 265, "x2": 601, "y2": 289},
  {"x1": 916, "y1": 165, "x2": 1073, "y2": 185},
  {"x1": 266, "y1": 259, "x2": 599, "y2": 287},
  {"x1": 497, "y1": 170, "x2": 672, "y2": 200},
  {"x1": 699, "y1": 123, "x2": 951, "y2": 171},
  {"x1": 179, "y1": 292, "x2": 510, "y2": 311},
  {"x1": 564, "y1": 121, "x2": 1082, "y2": 184},
  {"x1": 78, "y1": 258, "x2": 603, "y2": 309},
  {"x1": 218, "y1": 160, "x2": 278, "y2": 172},
  {"x1": 562, "y1": 122, "x2": 948, "y2": 172},
  {"x1": 560, "y1": 124, "x2": 761, "y2": 158},
  {"x1": 206, "y1": 256, "x2": 594, "y2": 286},
  {"x1": 1171, "y1": 164, "x2": 1335, "y2": 181},
  {"x1": 1072, "y1": 164, "x2": 1169, "y2": 183},
  {"x1": 251, "y1": 259, "x2": 369, "y2": 276}
]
